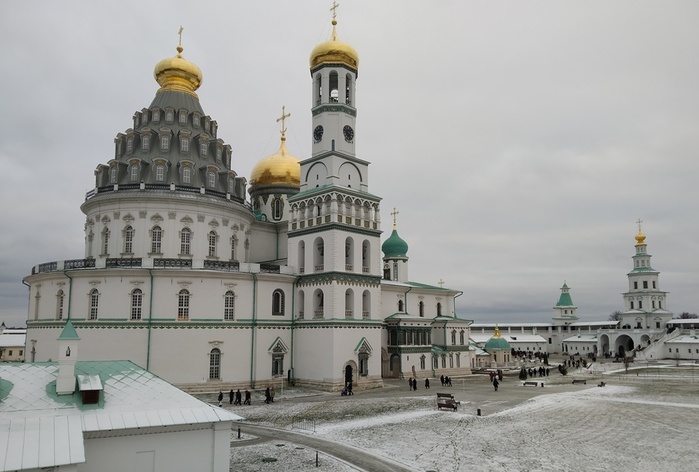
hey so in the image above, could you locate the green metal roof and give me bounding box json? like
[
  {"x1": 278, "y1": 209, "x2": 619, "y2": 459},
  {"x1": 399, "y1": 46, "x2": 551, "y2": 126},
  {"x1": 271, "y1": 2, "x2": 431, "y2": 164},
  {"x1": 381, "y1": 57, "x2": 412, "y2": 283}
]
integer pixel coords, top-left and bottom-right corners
[
  {"x1": 484, "y1": 336, "x2": 511, "y2": 350},
  {"x1": 58, "y1": 320, "x2": 80, "y2": 340}
]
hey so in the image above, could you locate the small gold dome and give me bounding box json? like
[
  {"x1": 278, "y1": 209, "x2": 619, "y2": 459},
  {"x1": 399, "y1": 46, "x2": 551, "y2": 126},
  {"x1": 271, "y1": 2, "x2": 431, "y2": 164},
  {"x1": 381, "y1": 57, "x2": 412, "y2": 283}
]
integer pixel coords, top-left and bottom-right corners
[
  {"x1": 249, "y1": 137, "x2": 300, "y2": 188},
  {"x1": 635, "y1": 231, "x2": 646, "y2": 246},
  {"x1": 309, "y1": 19, "x2": 359, "y2": 71},
  {"x1": 154, "y1": 45, "x2": 203, "y2": 97}
]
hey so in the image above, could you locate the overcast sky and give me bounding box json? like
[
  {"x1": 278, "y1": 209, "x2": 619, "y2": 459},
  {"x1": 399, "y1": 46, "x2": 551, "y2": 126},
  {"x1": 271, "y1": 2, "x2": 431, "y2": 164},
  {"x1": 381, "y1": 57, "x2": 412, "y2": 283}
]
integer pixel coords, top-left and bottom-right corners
[{"x1": 1, "y1": 1, "x2": 698, "y2": 328}]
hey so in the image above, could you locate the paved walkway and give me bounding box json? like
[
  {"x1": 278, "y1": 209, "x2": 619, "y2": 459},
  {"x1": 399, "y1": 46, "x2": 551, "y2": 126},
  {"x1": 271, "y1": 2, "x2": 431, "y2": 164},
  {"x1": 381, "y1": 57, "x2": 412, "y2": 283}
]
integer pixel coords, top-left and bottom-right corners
[{"x1": 234, "y1": 423, "x2": 415, "y2": 472}]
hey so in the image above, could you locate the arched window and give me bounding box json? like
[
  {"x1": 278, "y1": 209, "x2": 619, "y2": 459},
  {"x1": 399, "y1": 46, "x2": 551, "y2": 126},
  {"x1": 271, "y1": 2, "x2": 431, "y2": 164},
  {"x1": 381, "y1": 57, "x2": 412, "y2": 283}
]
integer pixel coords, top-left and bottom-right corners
[
  {"x1": 151, "y1": 226, "x2": 162, "y2": 254},
  {"x1": 315, "y1": 74, "x2": 322, "y2": 105},
  {"x1": 130, "y1": 164, "x2": 139, "y2": 181},
  {"x1": 437, "y1": 302, "x2": 442, "y2": 316},
  {"x1": 420, "y1": 355, "x2": 426, "y2": 370},
  {"x1": 393, "y1": 262, "x2": 398, "y2": 281},
  {"x1": 89, "y1": 289, "x2": 99, "y2": 320},
  {"x1": 180, "y1": 228, "x2": 191, "y2": 255},
  {"x1": 56, "y1": 290, "x2": 64, "y2": 320},
  {"x1": 178, "y1": 289, "x2": 190, "y2": 320},
  {"x1": 460, "y1": 330, "x2": 465, "y2": 345},
  {"x1": 272, "y1": 289, "x2": 285, "y2": 316},
  {"x1": 181, "y1": 137, "x2": 189, "y2": 152},
  {"x1": 101, "y1": 228, "x2": 110, "y2": 255},
  {"x1": 183, "y1": 166, "x2": 191, "y2": 184},
  {"x1": 209, "y1": 348, "x2": 221, "y2": 379},
  {"x1": 208, "y1": 171, "x2": 216, "y2": 188},
  {"x1": 329, "y1": 71, "x2": 339, "y2": 102},
  {"x1": 156, "y1": 164, "x2": 165, "y2": 182},
  {"x1": 208, "y1": 231, "x2": 217, "y2": 257},
  {"x1": 224, "y1": 291, "x2": 235, "y2": 321},
  {"x1": 419, "y1": 301, "x2": 424, "y2": 317},
  {"x1": 397, "y1": 299, "x2": 404, "y2": 312},
  {"x1": 345, "y1": 74, "x2": 352, "y2": 105},
  {"x1": 272, "y1": 198, "x2": 283, "y2": 221},
  {"x1": 142, "y1": 134, "x2": 150, "y2": 150},
  {"x1": 131, "y1": 289, "x2": 143, "y2": 320},
  {"x1": 124, "y1": 226, "x2": 134, "y2": 254},
  {"x1": 451, "y1": 330, "x2": 457, "y2": 345},
  {"x1": 110, "y1": 166, "x2": 118, "y2": 183}
]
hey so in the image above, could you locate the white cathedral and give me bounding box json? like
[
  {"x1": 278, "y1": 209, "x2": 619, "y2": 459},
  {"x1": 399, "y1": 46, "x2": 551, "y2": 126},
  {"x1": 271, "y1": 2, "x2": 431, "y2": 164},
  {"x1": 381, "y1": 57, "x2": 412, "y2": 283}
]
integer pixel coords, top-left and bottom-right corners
[{"x1": 23, "y1": 15, "x2": 473, "y2": 391}]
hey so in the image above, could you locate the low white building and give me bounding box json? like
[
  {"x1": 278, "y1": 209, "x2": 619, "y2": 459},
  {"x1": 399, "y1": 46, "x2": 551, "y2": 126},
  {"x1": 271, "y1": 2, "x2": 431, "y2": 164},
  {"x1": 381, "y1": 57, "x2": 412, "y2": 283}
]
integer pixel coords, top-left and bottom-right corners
[
  {"x1": 0, "y1": 321, "x2": 241, "y2": 472},
  {"x1": 0, "y1": 324, "x2": 26, "y2": 362}
]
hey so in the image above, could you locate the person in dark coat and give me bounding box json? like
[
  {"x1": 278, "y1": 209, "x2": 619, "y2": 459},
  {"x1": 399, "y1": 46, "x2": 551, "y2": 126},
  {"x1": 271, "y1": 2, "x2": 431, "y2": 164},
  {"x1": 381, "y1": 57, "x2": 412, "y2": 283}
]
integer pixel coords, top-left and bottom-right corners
[
  {"x1": 440, "y1": 375, "x2": 445, "y2": 386},
  {"x1": 244, "y1": 389, "x2": 251, "y2": 405},
  {"x1": 217, "y1": 391, "x2": 223, "y2": 407},
  {"x1": 229, "y1": 389, "x2": 234, "y2": 404},
  {"x1": 412, "y1": 378, "x2": 417, "y2": 391},
  {"x1": 235, "y1": 389, "x2": 242, "y2": 405},
  {"x1": 425, "y1": 378, "x2": 430, "y2": 389},
  {"x1": 493, "y1": 378, "x2": 499, "y2": 391},
  {"x1": 264, "y1": 387, "x2": 271, "y2": 404}
]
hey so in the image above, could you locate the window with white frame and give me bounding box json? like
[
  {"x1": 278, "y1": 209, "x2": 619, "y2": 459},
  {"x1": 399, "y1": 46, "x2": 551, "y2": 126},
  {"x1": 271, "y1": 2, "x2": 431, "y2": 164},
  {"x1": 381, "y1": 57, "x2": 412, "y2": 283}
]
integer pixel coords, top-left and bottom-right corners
[
  {"x1": 358, "y1": 351, "x2": 369, "y2": 376},
  {"x1": 101, "y1": 228, "x2": 110, "y2": 255},
  {"x1": 208, "y1": 171, "x2": 216, "y2": 188},
  {"x1": 165, "y1": 110, "x2": 174, "y2": 123},
  {"x1": 89, "y1": 289, "x2": 99, "y2": 320},
  {"x1": 451, "y1": 330, "x2": 456, "y2": 345},
  {"x1": 152, "y1": 109, "x2": 160, "y2": 122},
  {"x1": 209, "y1": 348, "x2": 221, "y2": 379},
  {"x1": 200, "y1": 142, "x2": 208, "y2": 156},
  {"x1": 160, "y1": 135, "x2": 169, "y2": 150},
  {"x1": 272, "y1": 198, "x2": 283, "y2": 220},
  {"x1": 208, "y1": 231, "x2": 217, "y2": 257},
  {"x1": 230, "y1": 236, "x2": 237, "y2": 261},
  {"x1": 130, "y1": 165, "x2": 139, "y2": 181},
  {"x1": 142, "y1": 134, "x2": 150, "y2": 150},
  {"x1": 156, "y1": 164, "x2": 164, "y2": 181},
  {"x1": 179, "y1": 110, "x2": 187, "y2": 124},
  {"x1": 111, "y1": 166, "x2": 118, "y2": 184},
  {"x1": 131, "y1": 289, "x2": 142, "y2": 320},
  {"x1": 180, "y1": 228, "x2": 191, "y2": 255},
  {"x1": 181, "y1": 137, "x2": 189, "y2": 152},
  {"x1": 178, "y1": 289, "x2": 190, "y2": 320},
  {"x1": 224, "y1": 291, "x2": 235, "y2": 320},
  {"x1": 151, "y1": 226, "x2": 162, "y2": 253},
  {"x1": 183, "y1": 166, "x2": 191, "y2": 184},
  {"x1": 126, "y1": 137, "x2": 133, "y2": 153},
  {"x1": 124, "y1": 226, "x2": 134, "y2": 253},
  {"x1": 272, "y1": 353, "x2": 284, "y2": 377}
]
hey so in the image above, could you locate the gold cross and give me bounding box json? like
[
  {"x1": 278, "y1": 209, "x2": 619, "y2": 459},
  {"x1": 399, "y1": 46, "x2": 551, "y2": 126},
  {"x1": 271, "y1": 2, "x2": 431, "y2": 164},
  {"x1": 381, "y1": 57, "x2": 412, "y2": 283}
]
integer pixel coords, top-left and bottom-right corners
[
  {"x1": 390, "y1": 207, "x2": 399, "y2": 228},
  {"x1": 178, "y1": 25, "x2": 184, "y2": 46},
  {"x1": 636, "y1": 218, "x2": 643, "y2": 233},
  {"x1": 330, "y1": 1, "x2": 340, "y2": 20},
  {"x1": 438, "y1": 279, "x2": 445, "y2": 288},
  {"x1": 276, "y1": 106, "x2": 291, "y2": 136}
]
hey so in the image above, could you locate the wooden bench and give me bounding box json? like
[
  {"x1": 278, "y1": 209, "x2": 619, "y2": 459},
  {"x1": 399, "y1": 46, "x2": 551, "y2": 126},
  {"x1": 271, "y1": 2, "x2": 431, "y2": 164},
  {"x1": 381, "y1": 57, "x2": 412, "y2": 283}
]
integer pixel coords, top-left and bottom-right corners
[
  {"x1": 522, "y1": 381, "x2": 543, "y2": 387},
  {"x1": 437, "y1": 392, "x2": 454, "y2": 400},
  {"x1": 572, "y1": 379, "x2": 587, "y2": 385},
  {"x1": 598, "y1": 381, "x2": 606, "y2": 387}
]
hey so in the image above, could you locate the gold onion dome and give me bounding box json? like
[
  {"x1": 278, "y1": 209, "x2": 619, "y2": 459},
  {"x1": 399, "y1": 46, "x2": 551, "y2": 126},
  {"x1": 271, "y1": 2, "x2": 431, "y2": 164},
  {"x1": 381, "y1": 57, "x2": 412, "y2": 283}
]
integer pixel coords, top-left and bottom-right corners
[
  {"x1": 309, "y1": 18, "x2": 359, "y2": 72},
  {"x1": 250, "y1": 136, "x2": 300, "y2": 187},
  {"x1": 154, "y1": 45, "x2": 203, "y2": 97},
  {"x1": 635, "y1": 231, "x2": 647, "y2": 246}
]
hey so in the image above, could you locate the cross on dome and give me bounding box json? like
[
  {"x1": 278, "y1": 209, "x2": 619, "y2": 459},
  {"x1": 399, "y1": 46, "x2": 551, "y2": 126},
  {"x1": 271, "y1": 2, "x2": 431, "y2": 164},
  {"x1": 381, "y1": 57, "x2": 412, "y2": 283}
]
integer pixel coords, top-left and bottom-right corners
[
  {"x1": 391, "y1": 207, "x2": 399, "y2": 229},
  {"x1": 330, "y1": 1, "x2": 340, "y2": 20},
  {"x1": 276, "y1": 106, "x2": 291, "y2": 138},
  {"x1": 178, "y1": 25, "x2": 184, "y2": 46},
  {"x1": 636, "y1": 218, "x2": 643, "y2": 233}
]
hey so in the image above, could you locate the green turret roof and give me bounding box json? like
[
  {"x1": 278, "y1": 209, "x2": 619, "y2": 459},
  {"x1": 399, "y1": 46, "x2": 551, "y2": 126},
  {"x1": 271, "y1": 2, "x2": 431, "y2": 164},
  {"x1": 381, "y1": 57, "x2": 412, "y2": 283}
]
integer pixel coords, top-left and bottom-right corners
[
  {"x1": 382, "y1": 229, "x2": 408, "y2": 258},
  {"x1": 58, "y1": 320, "x2": 80, "y2": 341},
  {"x1": 555, "y1": 282, "x2": 574, "y2": 307},
  {"x1": 484, "y1": 327, "x2": 510, "y2": 350}
]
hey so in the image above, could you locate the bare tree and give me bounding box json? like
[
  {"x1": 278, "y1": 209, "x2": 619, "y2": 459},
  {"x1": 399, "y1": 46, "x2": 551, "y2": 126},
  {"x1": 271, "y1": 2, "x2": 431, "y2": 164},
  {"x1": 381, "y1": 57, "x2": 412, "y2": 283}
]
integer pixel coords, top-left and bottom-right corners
[
  {"x1": 677, "y1": 312, "x2": 698, "y2": 319},
  {"x1": 608, "y1": 311, "x2": 623, "y2": 321}
]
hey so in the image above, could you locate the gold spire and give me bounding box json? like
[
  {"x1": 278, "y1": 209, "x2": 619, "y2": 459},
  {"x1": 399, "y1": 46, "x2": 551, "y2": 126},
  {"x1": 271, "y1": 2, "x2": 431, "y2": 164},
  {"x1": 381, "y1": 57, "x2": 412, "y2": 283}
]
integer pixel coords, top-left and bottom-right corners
[
  {"x1": 391, "y1": 207, "x2": 399, "y2": 229},
  {"x1": 249, "y1": 107, "x2": 300, "y2": 188},
  {"x1": 309, "y1": 4, "x2": 359, "y2": 71},
  {"x1": 635, "y1": 218, "x2": 646, "y2": 246},
  {"x1": 493, "y1": 326, "x2": 501, "y2": 338},
  {"x1": 153, "y1": 26, "x2": 203, "y2": 97}
]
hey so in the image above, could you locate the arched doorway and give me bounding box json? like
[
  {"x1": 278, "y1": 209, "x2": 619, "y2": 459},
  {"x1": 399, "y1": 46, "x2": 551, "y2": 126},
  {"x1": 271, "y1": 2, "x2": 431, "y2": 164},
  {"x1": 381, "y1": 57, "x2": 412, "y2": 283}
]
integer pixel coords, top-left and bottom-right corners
[
  {"x1": 616, "y1": 334, "x2": 634, "y2": 358},
  {"x1": 345, "y1": 364, "x2": 353, "y2": 387}
]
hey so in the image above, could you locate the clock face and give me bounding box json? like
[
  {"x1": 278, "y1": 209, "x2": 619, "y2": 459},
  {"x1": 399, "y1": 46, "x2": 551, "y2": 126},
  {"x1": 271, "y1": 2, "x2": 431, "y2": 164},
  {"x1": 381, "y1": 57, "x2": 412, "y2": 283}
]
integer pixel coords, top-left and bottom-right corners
[
  {"x1": 343, "y1": 125, "x2": 354, "y2": 142},
  {"x1": 313, "y1": 125, "x2": 324, "y2": 143}
]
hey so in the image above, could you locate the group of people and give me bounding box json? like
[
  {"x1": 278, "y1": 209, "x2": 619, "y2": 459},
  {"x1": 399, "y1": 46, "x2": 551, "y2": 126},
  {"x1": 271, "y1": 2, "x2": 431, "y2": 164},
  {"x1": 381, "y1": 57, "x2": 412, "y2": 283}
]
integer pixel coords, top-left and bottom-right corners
[
  {"x1": 439, "y1": 375, "x2": 452, "y2": 387},
  {"x1": 341, "y1": 381, "x2": 354, "y2": 396},
  {"x1": 216, "y1": 388, "x2": 254, "y2": 407}
]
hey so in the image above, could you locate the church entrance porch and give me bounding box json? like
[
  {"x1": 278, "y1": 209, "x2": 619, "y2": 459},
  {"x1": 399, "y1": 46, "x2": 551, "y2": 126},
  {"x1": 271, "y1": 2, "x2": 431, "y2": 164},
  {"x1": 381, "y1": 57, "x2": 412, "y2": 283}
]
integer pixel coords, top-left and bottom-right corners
[{"x1": 616, "y1": 334, "x2": 635, "y2": 358}]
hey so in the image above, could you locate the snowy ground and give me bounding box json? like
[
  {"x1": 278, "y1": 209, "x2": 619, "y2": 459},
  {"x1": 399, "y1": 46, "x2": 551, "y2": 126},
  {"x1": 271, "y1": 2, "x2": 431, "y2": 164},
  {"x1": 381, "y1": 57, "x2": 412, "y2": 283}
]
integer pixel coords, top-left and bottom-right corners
[{"x1": 218, "y1": 362, "x2": 699, "y2": 471}]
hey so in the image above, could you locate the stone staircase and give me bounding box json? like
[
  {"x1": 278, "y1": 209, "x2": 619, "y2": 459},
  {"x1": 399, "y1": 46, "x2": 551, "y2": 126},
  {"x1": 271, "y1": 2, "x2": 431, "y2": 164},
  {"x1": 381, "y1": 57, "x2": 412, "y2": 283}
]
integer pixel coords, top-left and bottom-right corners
[{"x1": 635, "y1": 329, "x2": 682, "y2": 361}]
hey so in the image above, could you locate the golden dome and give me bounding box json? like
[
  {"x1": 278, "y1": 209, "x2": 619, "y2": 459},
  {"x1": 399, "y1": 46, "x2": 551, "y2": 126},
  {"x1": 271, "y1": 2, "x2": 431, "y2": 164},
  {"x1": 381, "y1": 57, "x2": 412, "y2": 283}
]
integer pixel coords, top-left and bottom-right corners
[
  {"x1": 309, "y1": 19, "x2": 359, "y2": 71},
  {"x1": 635, "y1": 231, "x2": 647, "y2": 246},
  {"x1": 249, "y1": 136, "x2": 300, "y2": 188},
  {"x1": 154, "y1": 45, "x2": 203, "y2": 97}
]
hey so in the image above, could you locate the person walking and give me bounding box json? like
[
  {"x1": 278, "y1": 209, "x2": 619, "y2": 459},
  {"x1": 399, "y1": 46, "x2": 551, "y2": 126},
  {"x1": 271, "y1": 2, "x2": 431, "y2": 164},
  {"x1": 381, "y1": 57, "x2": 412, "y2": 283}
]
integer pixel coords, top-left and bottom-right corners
[
  {"x1": 217, "y1": 391, "x2": 223, "y2": 407},
  {"x1": 412, "y1": 378, "x2": 417, "y2": 391},
  {"x1": 493, "y1": 378, "x2": 499, "y2": 392},
  {"x1": 229, "y1": 389, "x2": 234, "y2": 405},
  {"x1": 244, "y1": 389, "x2": 251, "y2": 405},
  {"x1": 264, "y1": 387, "x2": 271, "y2": 404},
  {"x1": 425, "y1": 378, "x2": 430, "y2": 389},
  {"x1": 270, "y1": 386, "x2": 276, "y2": 402},
  {"x1": 235, "y1": 389, "x2": 242, "y2": 405}
]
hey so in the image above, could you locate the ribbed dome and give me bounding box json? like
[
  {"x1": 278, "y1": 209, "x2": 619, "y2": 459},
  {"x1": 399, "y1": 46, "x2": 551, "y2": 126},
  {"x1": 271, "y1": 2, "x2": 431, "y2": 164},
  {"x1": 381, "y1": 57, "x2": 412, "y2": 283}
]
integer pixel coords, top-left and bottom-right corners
[
  {"x1": 484, "y1": 327, "x2": 511, "y2": 351},
  {"x1": 382, "y1": 229, "x2": 408, "y2": 258},
  {"x1": 249, "y1": 136, "x2": 300, "y2": 188},
  {"x1": 309, "y1": 19, "x2": 359, "y2": 72},
  {"x1": 635, "y1": 231, "x2": 646, "y2": 246},
  {"x1": 154, "y1": 45, "x2": 203, "y2": 97}
]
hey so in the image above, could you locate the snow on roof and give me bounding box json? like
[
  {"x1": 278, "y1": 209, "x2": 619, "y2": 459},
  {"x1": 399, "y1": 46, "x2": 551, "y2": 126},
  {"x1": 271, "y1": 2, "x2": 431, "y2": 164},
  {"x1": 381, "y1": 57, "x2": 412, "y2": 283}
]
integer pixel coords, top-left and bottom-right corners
[
  {"x1": 665, "y1": 335, "x2": 699, "y2": 344},
  {"x1": 563, "y1": 334, "x2": 598, "y2": 342},
  {"x1": 568, "y1": 321, "x2": 619, "y2": 327},
  {"x1": 469, "y1": 322, "x2": 552, "y2": 328},
  {"x1": 0, "y1": 360, "x2": 242, "y2": 471},
  {"x1": 667, "y1": 319, "x2": 699, "y2": 325},
  {"x1": 470, "y1": 334, "x2": 547, "y2": 344},
  {"x1": 0, "y1": 331, "x2": 26, "y2": 348}
]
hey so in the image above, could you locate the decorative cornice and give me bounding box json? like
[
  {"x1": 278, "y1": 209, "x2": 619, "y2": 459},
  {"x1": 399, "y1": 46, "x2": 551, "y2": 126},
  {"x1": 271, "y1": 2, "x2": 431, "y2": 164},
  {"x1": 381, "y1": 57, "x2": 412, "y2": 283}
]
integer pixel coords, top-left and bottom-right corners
[
  {"x1": 311, "y1": 104, "x2": 356, "y2": 117},
  {"x1": 289, "y1": 222, "x2": 381, "y2": 238},
  {"x1": 296, "y1": 271, "x2": 381, "y2": 287}
]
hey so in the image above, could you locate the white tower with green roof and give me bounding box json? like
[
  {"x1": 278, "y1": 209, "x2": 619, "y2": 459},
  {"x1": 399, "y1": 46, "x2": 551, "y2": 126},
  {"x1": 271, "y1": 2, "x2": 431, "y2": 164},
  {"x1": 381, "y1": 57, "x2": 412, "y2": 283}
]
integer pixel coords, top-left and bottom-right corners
[{"x1": 552, "y1": 282, "x2": 578, "y2": 326}]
